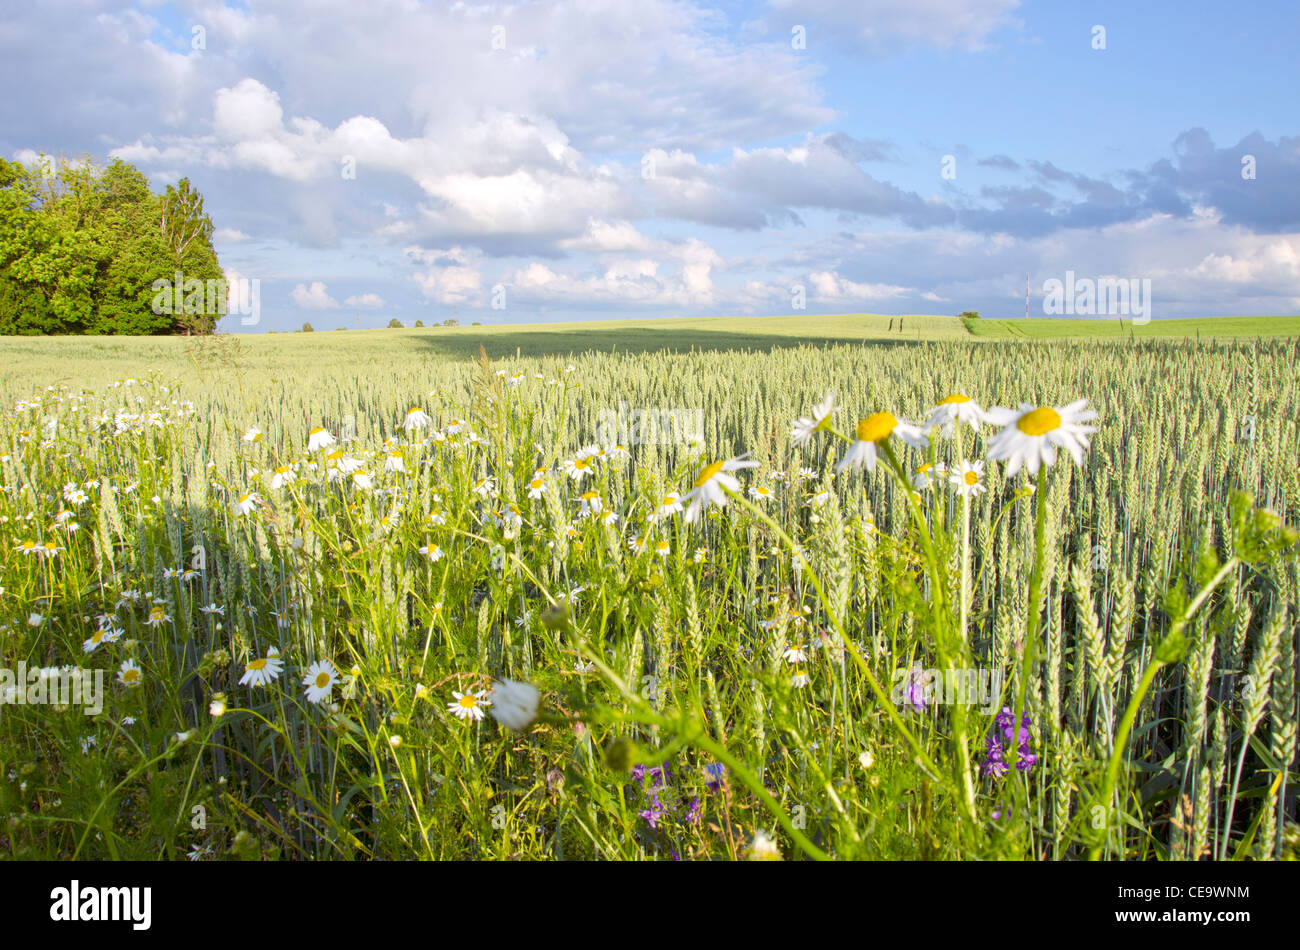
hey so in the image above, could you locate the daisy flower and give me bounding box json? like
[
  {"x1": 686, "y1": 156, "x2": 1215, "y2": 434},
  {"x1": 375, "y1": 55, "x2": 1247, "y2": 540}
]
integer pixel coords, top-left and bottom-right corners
[
  {"x1": 629, "y1": 534, "x2": 647, "y2": 555},
  {"x1": 418, "y1": 542, "x2": 444, "y2": 561},
  {"x1": 748, "y1": 831, "x2": 782, "y2": 861},
  {"x1": 654, "y1": 539, "x2": 671, "y2": 558},
  {"x1": 402, "y1": 407, "x2": 432, "y2": 431},
  {"x1": 984, "y1": 400, "x2": 1099, "y2": 477},
  {"x1": 791, "y1": 392, "x2": 836, "y2": 447},
  {"x1": 748, "y1": 484, "x2": 773, "y2": 501},
  {"x1": 791, "y1": 669, "x2": 811, "y2": 688},
  {"x1": 15, "y1": 539, "x2": 38, "y2": 556},
  {"x1": 448, "y1": 689, "x2": 491, "y2": 721},
  {"x1": 950, "y1": 460, "x2": 987, "y2": 497},
  {"x1": 268, "y1": 464, "x2": 295, "y2": 489},
  {"x1": 783, "y1": 643, "x2": 809, "y2": 664},
  {"x1": 682, "y1": 455, "x2": 759, "y2": 523},
  {"x1": 239, "y1": 646, "x2": 284, "y2": 687},
  {"x1": 242, "y1": 426, "x2": 263, "y2": 443},
  {"x1": 233, "y1": 492, "x2": 260, "y2": 516},
  {"x1": 925, "y1": 394, "x2": 987, "y2": 435},
  {"x1": 83, "y1": 625, "x2": 122, "y2": 653},
  {"x1": 911, "y1": 462, "x2": 935, "y2": 490},
  {"x1": 561, "y1": 455, "x2": 594, "y2": 483},
  {"x1": 117, "y1": 659, "x2": 143, "y2": 688},
  {"x1": 144, "y1": 605, "x2": 170, "y2": 626},
  {"x1": 471, "y1": 476, "x2": 496, "y2": 498},
  {"x1": 526, "y1": 477, "x2": 547, "y2": 499},
  {"x1": 835, "y1": 412, "x2": 929, "y2": 473},
  {"x1": 351, "y1": 471, "x2": 374, "y2": 490},
  {"x1": 199, "y1": 603, "x2": 224, "y2": 616},
  {"x1": 655, "y1": 491, "x2": 684, "y2": 521},
  {"x1": 27, "y1": 612, "x2": 45, "y2": 628},
  {"x1": 578, "y1": 490, "x2": 604, "y2": 517},
  {"x1": 383, "y1": 451, "x2": 405, "y2": 473},
  {"x1": 307, "y1": 426, "x2": 336, "y2": 452},
  {"x1": 302, "y1": 660, "x2": 338, "y2": 704}
]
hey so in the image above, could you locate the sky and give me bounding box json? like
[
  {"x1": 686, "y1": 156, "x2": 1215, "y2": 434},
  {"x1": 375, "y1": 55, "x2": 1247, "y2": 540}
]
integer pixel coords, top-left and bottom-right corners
[{"x1": 2, "y1": 0, "x2": 1298, "y2": 331}]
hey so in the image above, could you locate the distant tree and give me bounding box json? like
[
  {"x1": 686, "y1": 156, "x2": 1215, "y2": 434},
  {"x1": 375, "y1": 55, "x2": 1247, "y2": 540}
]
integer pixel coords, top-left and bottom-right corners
[
  {"x1": 472, "y1": 321, "x2": 482, "y2": 326},
  {"x1": 442, "y1": 317, "x2": 459, "y2": 327},
  {"x1": 387, "y1": 317, "x2": 404, "y2": 328},
  {"x1": 301, "y1": 322, "x2": 314, "y2": 332},
  {"x1": 414, "y1": 319, "x2": 425, "y2": 327}
]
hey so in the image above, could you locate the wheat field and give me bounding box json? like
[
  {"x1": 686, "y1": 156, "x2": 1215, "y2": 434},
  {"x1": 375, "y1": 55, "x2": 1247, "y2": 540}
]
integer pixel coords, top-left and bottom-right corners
[{"x1": 0, "y1": 326, "x2": 1296, "y2": 860}]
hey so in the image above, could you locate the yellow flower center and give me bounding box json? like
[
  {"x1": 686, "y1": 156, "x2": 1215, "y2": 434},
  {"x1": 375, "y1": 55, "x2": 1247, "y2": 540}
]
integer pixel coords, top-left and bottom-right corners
[
  {"x1": 458, "y1": 694, "x2": 478, "y2": 709},
  {"x1": 247, "y1": 658, "x2": 267, "y2": 671},
  {"x1": 150, "y1": 608, "x2": 164, "y2": 620},
  {"x1": 409, "y1": 407, "x2": 422, "y2": 414},
  {"x1": 574, "y1": 459, "x2": 588, "y2": 470},
  {"x1": 1017, "y1": 407, "x2": 1062, "y2": 436},
  {"x1": 90, "y1": 630, "x2": 104, "y2": 644},
  {"x1": 856, "y1": 412, "x2": 898, "y2": 443},
  {"x1": 122, "y1": 669, "x2": 140, "y2": 683},
  {"x1": 315, "y1": 671, "x2": 331, "y2": 689},
  {"x1": 917, "y1": 463, "x2": 932, "y2": 474},
  {"x1": 695, "y1": 460, "x2": 725, "y2": 487},
  {"x1": 274, "y1": 465, "x2": 290, "y2": 474},
  {"x1": 581, "y1": 491, "x2": 599, "y2": 501},
  {"x1": 938, "y1": 394, "x2": 971, "y2": 405},
  {"x1": 530, "y1": 480, "x2": 542, "y2": 490},
  {"x1": 964, "y1": 471, "x2": 979, "y2": 485}
]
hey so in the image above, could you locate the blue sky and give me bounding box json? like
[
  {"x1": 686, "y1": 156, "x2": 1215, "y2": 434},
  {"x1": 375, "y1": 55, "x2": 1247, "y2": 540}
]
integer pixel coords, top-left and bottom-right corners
[{"x1": 2, "y1": 0, "x2": 1297, "y2": 330}]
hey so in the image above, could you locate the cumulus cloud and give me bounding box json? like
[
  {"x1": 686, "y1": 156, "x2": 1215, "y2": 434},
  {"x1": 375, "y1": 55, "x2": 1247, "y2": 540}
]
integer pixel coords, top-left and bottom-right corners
[{"x1": 291, "y1": 281, "x2": 340, "y2": 309}]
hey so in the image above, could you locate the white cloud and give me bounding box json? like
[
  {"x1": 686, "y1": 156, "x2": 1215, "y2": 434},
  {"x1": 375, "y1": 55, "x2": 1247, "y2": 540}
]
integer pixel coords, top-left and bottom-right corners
[
  {"x1": 291, "y1": 281, "x2": 340, "y2": 309},
  {"x1": 344, "y1": 293, "x2": 385, "y2": 309}
]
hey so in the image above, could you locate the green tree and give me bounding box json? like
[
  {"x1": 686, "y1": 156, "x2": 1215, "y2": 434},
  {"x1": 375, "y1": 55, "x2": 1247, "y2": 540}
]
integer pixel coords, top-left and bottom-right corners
[{"x1": 0, "y1": 154, "x2": 224, "y2": 335}]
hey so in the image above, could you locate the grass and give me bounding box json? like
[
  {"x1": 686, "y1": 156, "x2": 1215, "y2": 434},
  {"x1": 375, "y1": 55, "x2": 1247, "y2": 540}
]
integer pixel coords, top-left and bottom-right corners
[{"x1": 0, "y1": 322, "x2": 1296, "y2": 861}]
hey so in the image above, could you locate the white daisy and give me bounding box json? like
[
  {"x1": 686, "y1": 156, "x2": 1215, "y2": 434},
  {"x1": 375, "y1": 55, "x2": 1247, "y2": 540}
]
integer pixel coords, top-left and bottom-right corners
[
  {"x1": 791, "y1": 391, "x2": 836, "y2": 447},
  {"x1": 950, "y1": 459, "x2": 987, "y2": 497},
  {"x1": 307, "y1": 426, "x2": 336, "y2": 452},
  {"x1": 985, "y1": 400, "x2": 1099, "y2": 477},
  {"x1": 682, "y1": 455, "x2": 759, "y2": 523},
  {"x1": 448, "y1": 689, "x2": 491, "y2": 721},
  {"x1": 655, "y1": 491, "x2": 684, "y2": 521},
  {"x1": 233, "y1": 492, "x2": 260, "y2": 516},
  {"x1": 302, "y1": 660, "x2": 338, "y2": 704},
  {"x1": 117, "y1": 659, "x2": 143, "y2": 688},
  {"x1": 238, "y1": 647, "x2": 284, "y2": 687},
  {"x1": 402, "y1": 407, "x2": 432, "y2": 431},
  {"x1": 268, "y1": 464, "x2": 296, "y2": 489},
  {"x1": 526, "y1": 477, "x2": 547, "y2": 499},
  {"x1": 783, "y1": 643, "x2": 809, "y2": 663},
  {"x1": 835, "y1": 412, "x2": 929, "y2": 473},
  {"x1": 748, "y1": 484, "x2": 773, "y2": 501},
  {"x1": 383, "y1": 452, "x2": 405, "y2": 473},
  {"x1": 925, "y1": 394, "x2": 987, "y2": 435},
  {"x1": 242, "y1": 426, "x2": 263, "y2": 443},
  {"x1": 418, "y1": 542, "x2": 444, "y2": 561}
]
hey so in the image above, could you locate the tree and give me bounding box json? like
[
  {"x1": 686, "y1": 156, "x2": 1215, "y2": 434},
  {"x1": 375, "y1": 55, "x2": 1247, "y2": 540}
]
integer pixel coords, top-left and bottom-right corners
[
  {"x1": 302, "y1": 322, "x2": 314, "y2": 332},
  {"x1": 0, "y1": 153, "x2": 224, "y2": 335},
  {"x1": 414, "y1": 319, "x2": 425, "y2": 327},
  {"x1": 387, "y1": 317, "x2": 404, "y2": 329}
]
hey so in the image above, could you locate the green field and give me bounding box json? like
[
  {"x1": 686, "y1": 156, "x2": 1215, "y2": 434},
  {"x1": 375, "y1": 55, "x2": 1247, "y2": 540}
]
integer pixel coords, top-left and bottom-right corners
[
  {"x1": 2, "y1": 313, "x2": 1297, "y2": 391},
  {"x1": 0, "y1": 317, "x2": 1297, "y2": 861}
]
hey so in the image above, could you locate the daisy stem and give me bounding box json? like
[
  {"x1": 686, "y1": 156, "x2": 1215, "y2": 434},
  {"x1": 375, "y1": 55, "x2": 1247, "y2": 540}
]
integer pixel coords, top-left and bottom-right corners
[{"x1": 1008, "y1": 466, "x2": 1048, "y2": 772}]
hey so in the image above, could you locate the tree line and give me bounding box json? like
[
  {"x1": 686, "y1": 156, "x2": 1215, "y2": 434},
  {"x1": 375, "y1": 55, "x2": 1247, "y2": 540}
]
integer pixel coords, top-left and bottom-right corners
[{"x1": 0, "y1": 154, "x2": 224, "y2": 334}]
